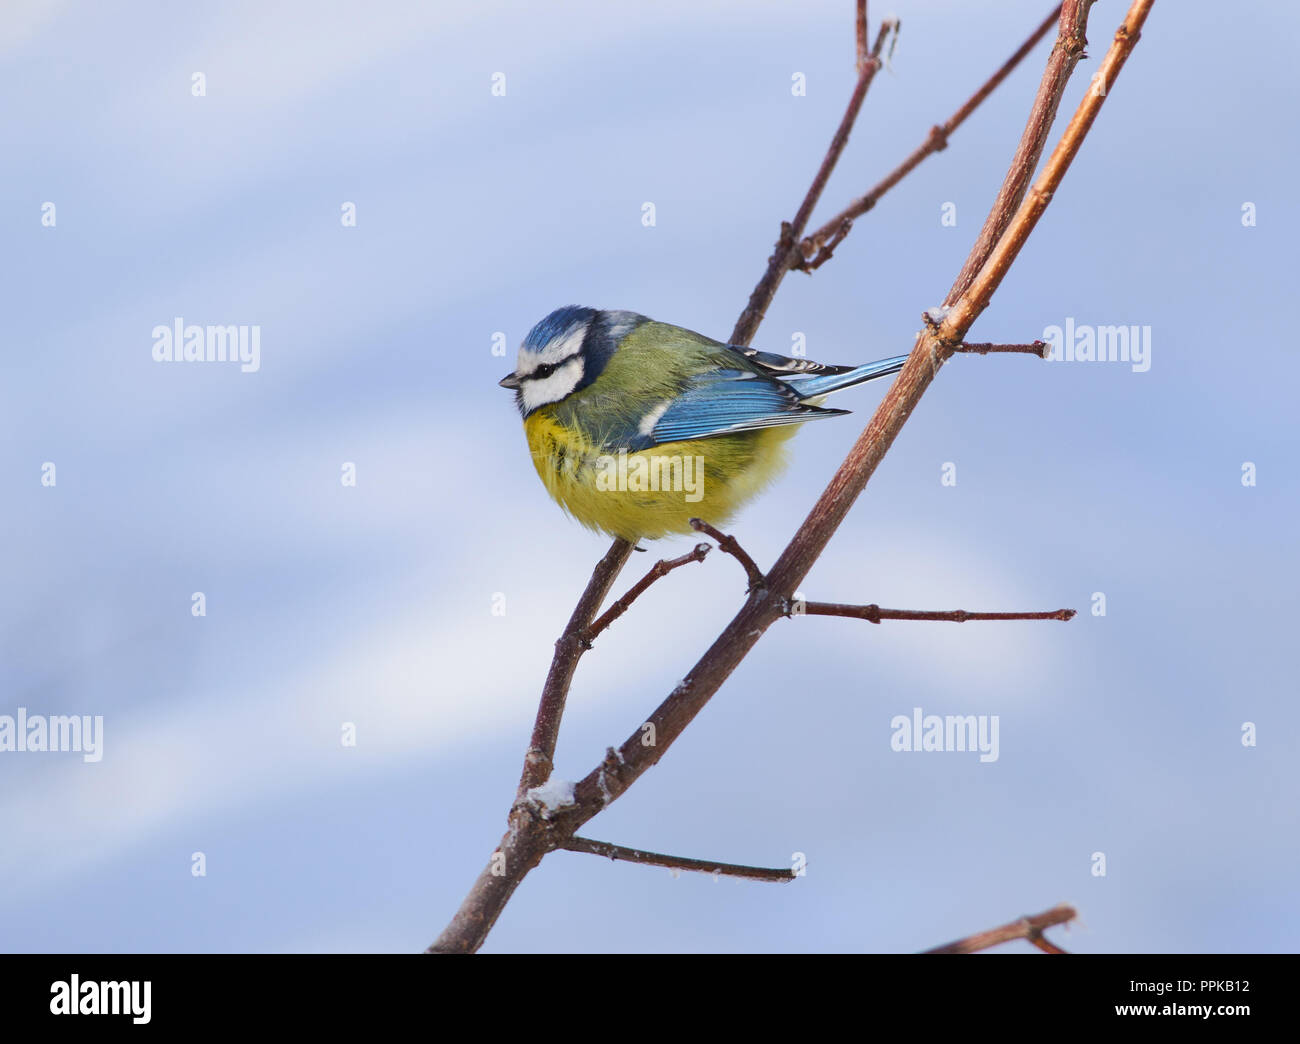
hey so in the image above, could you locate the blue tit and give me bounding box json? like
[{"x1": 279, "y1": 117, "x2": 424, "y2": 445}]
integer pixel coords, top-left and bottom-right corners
[{"x1": 499, "y1": 306, "x2": 907, "y2": 542}]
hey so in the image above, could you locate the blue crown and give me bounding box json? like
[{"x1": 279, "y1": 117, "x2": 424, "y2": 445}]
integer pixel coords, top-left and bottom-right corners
[{"x1": 523, "y1": 305, "x2": 597, "y2": 352}]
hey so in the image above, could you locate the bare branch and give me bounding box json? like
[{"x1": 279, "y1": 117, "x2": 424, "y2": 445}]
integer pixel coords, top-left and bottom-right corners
[
  {"x1": 799, "y1": 4, "x2": 1063, "y2": 271},
  {"x1": 794, "y1": 601, "x2": 1076, "y2": 624},
  {"x1": 517, "y1": 538, "x2": 633, "y2": 798},
  {"x1": 954, "y1": 340, "x2": 1051, "y2": 357},
  {"x1": 923, "y1": 903, "x2": 1077, "y2": 954},
  {"x1": 582, "y1": 544, "x2": 711, "y2": 646},
  {"x1": 944, "y1": 1, "x2": 1095, "y2": 305},
  {"x1": 730, "y1": 16, "x2": 890, "y2": 346},
  {"x1": 855, "y1": 0, "x2": 868, "y2": 74},
  {"x1": 689, "y1": 519, "x2": 766, "y2": 591},
  {"x1": 939, "y1": 1, "x2": 1153, "y2": 332},
  {"x1": 871, "y1": 17, "x2": 898, "y2": 62},
  {"x1": 562, "y1": 836, "x2": 797, "y2": 883}
]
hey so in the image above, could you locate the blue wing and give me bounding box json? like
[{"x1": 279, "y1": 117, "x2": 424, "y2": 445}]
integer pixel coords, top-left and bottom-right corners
[
  {"x1": 623, "y1": 346, "x2": 908, "y2": 448},
  {"x1": 642, "y1": 369, "x2": 847, "y2": 446}
]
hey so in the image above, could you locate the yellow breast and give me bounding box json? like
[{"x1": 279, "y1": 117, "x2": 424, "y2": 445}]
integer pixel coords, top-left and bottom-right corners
[{"x1": 523, "y1": 411, "x2": 797, "y2": 541}]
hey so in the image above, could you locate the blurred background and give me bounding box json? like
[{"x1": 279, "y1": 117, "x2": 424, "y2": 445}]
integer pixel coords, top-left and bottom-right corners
[{"x1": 2, "y1": 0, "x2": 1295, "y2": 953}]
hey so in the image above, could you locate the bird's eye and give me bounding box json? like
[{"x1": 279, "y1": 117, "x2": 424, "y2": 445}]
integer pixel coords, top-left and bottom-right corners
[{"x1": 533, "y1": 363, "x2": 556, "y2": 379}]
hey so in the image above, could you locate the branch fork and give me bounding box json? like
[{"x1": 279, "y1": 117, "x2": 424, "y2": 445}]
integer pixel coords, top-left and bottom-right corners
[
  {"x1": 924, "y1": 903, "x2": 1078, "y2": 954},
  {"x1": 689, "y1": 519, "x2": 766, "y2": 591}
]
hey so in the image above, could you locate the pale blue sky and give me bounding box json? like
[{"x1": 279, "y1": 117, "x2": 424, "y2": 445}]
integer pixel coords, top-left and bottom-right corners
[{"x1": 2, "y1": 0, "x2": 1296, "y2": 953}]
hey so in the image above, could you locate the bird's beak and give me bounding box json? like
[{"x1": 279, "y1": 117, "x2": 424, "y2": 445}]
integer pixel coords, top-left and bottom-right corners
[{"x1": 498, "y1": 372, "x2": 521, "y2": 389}]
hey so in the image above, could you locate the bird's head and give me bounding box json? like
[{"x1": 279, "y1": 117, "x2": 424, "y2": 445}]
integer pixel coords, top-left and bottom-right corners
[{"x1": 499, "y1": 306, "x2": 646, "y2": 416}]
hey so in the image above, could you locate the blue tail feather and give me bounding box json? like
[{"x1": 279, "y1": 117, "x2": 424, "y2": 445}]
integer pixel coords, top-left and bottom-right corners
[{"x1": 782, "y1": 355, "x2": 908, "y2": 400}]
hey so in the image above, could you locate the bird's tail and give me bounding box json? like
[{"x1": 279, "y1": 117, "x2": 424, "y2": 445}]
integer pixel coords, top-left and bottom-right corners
[{"x1": 784, "y1": 355, "x2": 908, "y2": 400}]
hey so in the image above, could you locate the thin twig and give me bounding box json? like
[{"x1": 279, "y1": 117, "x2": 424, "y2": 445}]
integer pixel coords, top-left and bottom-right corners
[
  {"x1": 798, "y1": 4, "x2": 1064, "y2": 271},
  {"x1": 954, "y1": 340, "x2": 1050, "y2": 357},
  {"x1": 582, "y1": 544, "x2": 712, "y2": 646},
  {"x1": 794, "y1": 601, "x2": 1076, "y2": 624},
  {"x1": 923, "y1": 903, "x2": 1077, "y2": 954},
  {"x1": 855, "y1": 0, "x2": 868, "y2": 74},
  {"x1": 562, "y1": 837, "x2": 797, "y2": 883},
  {"x1": 870, "y1": 18, "x2": 897, "y2": 61},
  {"x1": 730, "y1": 18, "x2": 890, "y2": 346},
  {"x1": 689, "y1": 519, "x2": 766, "y2": 591}
]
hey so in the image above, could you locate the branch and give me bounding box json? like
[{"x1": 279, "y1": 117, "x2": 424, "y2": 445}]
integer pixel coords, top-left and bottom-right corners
[
  {"x1": 798, "y1": 3, "x2": 1064, "y2": 271},
  {"x1": 855, "y1": 0, "x2": 868, "y2": 74},
  {"x1": 517, "y1": 538, "x2": 633, "y2": 798},
  {"x1": 795, "y1": 601, "x2": 1076, "y2": 624},
  {"x1": 953, "y1": 339, "x2": 1051, "y2": 357},
  {"x1": 943, "y1": 1, "x2": 1095, "y2": 306},
  {"x1": 940, "y1": 1, "x2": 1152, "y2": 330},
  {"x1": 870, "y1": 17, "x2": 898, "y2": 62},
  {"x1": 581, "y1": 543, "x2": 711, "y2": 646},
  {"x1": 689, "y1": 519, "x2": 766, "y2": 591},
  {"x1": 561, "y1": 836, "x2": 797, "y2": 883},
  {"x1": 730, "y1": 14, "x2": 894, "y2": 346},
  {"x1": 923, "y1": 903, "x2": 1077, "y2": 954}
]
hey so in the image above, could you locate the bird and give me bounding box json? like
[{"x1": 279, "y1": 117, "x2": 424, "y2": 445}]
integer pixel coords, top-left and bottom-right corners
[{"x1": 499, "y1": 306, "x2": 907, "y2": 542}]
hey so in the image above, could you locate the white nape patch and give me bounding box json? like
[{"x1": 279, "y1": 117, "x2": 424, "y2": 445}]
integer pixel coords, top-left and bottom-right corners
[
  {"x1": 638, "y1": 399, "x2": 671, "y2": 437},
  {"x1": 516, "y1": 318, "x2": 591, "y2": 376},
  {"x1": 603, "y1": 310, "x2": 643, "y2": 343},
  {"x1": 520, "y1": 355, "x2": 585, "y2": 412}
]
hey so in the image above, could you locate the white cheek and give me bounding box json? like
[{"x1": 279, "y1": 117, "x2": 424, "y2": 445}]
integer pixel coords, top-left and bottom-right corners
[{"x1": 521, "y1": 357, "x2": 585, "y2": 411}]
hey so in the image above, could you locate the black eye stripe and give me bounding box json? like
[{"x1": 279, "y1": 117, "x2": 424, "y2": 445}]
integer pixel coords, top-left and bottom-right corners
[{"x1": 523, "y1": 353, "x2": 580, "y2": 381}]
